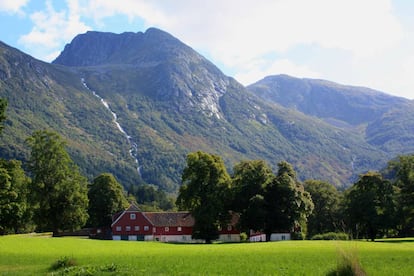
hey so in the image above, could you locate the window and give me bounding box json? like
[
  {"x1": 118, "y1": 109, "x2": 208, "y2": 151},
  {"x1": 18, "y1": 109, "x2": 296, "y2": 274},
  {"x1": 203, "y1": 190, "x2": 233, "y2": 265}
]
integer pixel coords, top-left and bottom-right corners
[
  {"x1": 177, "y1": 226, "x2": 182, "y2": 232},
  {"x1": 165, "y1": 227, "x2": 169, "y2": 232},
  {"x1": 227, "y1": 225, "x2": 232, "y2": 231},
  {"x1": 134, "y1": 226, "x2": 140, "y2": 231},
  {"x1": 116, "y1": 226, "x2": 121, "y2": 231},
  {"x1": 144, "y1": 226, "x2": 149, "y2": 231},
  {"x1": 126, "y1": 226, "x2": 131, "y2": 231},
  {"x1": 130, "y1": 213, "x2": 136, "y2": 220}
]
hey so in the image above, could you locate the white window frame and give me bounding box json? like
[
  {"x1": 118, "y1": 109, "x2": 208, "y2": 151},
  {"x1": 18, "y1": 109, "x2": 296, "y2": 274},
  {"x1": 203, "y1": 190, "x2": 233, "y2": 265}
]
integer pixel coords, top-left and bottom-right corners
[
  {"x1": 130, "y1": 213, "x2": 136, "y2": 220},
  {"x1": 134, "y1": 226, "x2": 140, "y2": 231},
  {"x1": 144, "y1": 225, "x2": 149, "y2": 231},
  {"x1": 116, "y1": 226, "x2": 121, "y2": 231},
  {"x1": 177, "y1": 226, "x2": 182, "y2": 232},
  {"x1": 126, "y1": 226, "x2": 131, "y2": 231}
]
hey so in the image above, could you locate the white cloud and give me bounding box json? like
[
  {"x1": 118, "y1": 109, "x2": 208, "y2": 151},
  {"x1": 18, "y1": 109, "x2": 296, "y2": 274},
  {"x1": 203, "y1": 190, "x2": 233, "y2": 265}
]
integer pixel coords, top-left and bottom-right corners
[
  {"x1": 0, "y1": 0, "x2": 29, "y2": 14},
  {"x1": 18, "y1": 0, "x2": 90, "y2": 61},
  {"x1": 123, "y1": 0, "x2": 403, "y2": 65},
  {"x1": 11, "y1": 0, "x2": 414, "y2": 99}
]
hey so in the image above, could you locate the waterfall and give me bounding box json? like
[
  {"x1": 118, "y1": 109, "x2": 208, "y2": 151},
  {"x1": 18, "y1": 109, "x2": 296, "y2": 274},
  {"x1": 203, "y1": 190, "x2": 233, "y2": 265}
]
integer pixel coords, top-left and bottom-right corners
[{"x1": 81, "y1": 78, "x2": 142, "y2": 176}]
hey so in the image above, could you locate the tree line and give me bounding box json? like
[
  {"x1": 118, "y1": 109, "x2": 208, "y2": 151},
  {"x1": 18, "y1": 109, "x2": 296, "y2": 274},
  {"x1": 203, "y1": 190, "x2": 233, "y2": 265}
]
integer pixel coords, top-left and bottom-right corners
[{"x1": 176, "y1": 151, "x2": 414, "y2": 242}]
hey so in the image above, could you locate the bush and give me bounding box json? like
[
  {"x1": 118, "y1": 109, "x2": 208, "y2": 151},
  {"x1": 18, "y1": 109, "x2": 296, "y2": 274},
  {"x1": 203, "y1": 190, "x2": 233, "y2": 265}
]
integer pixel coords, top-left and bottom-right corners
[
  {"x1": 311, "y1": 232, "x2": 349, "y2": 240},
  {"x1": 50, "y1": 256, "x2": 77, "y2": 271}
]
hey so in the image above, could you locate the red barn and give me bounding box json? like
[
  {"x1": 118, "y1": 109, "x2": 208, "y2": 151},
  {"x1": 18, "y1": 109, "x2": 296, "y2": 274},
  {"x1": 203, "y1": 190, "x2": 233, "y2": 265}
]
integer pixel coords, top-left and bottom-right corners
[{"x1": 111, "y1": 205, "x2": 240, "y2": 242}]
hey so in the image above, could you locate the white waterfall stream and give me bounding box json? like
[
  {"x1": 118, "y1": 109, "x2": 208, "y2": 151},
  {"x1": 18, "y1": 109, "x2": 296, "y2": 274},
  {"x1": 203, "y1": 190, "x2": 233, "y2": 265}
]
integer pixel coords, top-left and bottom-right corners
[{"x1": 81, "y1": 78, "x2": 142, "y2": 176}]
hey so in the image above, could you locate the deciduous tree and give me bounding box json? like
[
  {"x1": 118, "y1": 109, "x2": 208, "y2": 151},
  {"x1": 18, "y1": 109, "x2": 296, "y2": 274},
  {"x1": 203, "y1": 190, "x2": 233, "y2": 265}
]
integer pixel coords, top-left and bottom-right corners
[
  {"x1": 0, "y1": 159, "x2": 32, "y2": 234},
  {"x1": 304, "y1": 180, "x2": 341, "y2": 237},
  {"x1": 264, "y1": 162, "x2": 313, "y2": 240},
  {"x1": 231, "y1": 160, "x2": 273, "y2": 232},
  {"x1": 88, "y1": 173, "x2": 129, "y2": 227},
  {"x1": 387, "y1": 155, "x2": 414, "y2": 236},
  {"x1": 27, "y1": 130, "x2": 88, "y2": 236},
  {"x1": 344, "y1": 171, "x2": 395, "y2": 240},
  {"x1": 176, "y1": 151, "x2": 231, "y2": 243}
]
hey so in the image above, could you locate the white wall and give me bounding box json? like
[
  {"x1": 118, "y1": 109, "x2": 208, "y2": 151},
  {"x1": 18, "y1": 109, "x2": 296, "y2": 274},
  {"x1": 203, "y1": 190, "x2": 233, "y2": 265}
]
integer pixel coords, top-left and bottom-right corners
[
  {"x1": 219, "y1": 234, "x2": 240, "y2": 242},
  {"x1": 270, "y1": 233, "x2": 291, "y2": 241}
]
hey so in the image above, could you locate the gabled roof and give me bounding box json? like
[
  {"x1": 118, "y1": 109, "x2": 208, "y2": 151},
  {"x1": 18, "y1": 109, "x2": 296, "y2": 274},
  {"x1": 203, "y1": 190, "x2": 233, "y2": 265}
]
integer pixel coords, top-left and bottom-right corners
[
  {"x1": 143, "y1": 212, "x2": 194, "y2": 227},
  {"x1": 111, "y1": 204, "x2": 143, "y2": 227}
]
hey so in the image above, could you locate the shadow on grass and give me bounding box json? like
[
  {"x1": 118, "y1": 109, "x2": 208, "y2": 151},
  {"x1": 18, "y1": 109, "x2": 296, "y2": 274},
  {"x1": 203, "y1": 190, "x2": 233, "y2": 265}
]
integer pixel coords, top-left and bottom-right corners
[{"x1": 374, "y1": 238, "x2": 414, "y2": 243}]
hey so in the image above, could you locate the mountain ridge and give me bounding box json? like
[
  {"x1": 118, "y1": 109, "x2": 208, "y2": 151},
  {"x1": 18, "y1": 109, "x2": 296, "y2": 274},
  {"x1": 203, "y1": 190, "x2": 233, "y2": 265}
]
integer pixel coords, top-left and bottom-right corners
[{"x1": 1, "y1": 28, "x2": 411, "y2": 192}]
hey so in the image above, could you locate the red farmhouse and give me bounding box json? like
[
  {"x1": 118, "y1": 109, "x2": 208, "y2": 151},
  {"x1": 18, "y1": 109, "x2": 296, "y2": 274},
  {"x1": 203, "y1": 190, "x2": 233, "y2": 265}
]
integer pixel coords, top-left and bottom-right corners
[{"x1": 111, "y1": 205, "x2": 240, "y2": 242}]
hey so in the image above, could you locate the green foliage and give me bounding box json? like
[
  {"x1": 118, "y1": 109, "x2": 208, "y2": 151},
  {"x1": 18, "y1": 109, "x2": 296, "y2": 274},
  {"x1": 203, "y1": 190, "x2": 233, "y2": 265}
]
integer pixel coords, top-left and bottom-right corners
[
  {"x1": 27, "y1": 130, "x2": 89, "y2": 235},
  {"x1": 50, "y1": 256, "x2": 77, "y2": 271},
  {"x1": 0, "y1": 98, "x2": 6, "y2": 134},
  {"x1": 87, "y1": 173, "x2": 129, "y2": 227},
  {"x1": 0, "y1": 159, "x2": 32, "y2": 234},
  {"x1": 311, "y1": 232, "x2": 349, "y2": 240},
  {"x1": 231, "y1": 160, "x2": 273, "y2": 232},
  {"x1": 386, "y1": 154, "x2": 414, "y2": 236},
  {"x1": 177, "y1": 151, "x2": 232, "y2": 243},
  {"x1": 264, "y1": 162, "x2": 314, "y2": 238},
  {"x1": 128, "y1": 183, "x2": 175, "y2": 211},
  {"x1": 304, "y1": 180, "x2": 342, "y2": 237},
  {"x1": 344, "y1": 171, "x2": 396, "y2": 240}
]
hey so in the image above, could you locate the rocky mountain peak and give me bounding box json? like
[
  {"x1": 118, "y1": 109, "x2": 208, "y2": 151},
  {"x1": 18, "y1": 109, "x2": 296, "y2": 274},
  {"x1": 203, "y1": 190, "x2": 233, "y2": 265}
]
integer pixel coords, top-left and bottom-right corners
[{"x1": 53, "y1": 28, "x2": 231, "y2": 119}]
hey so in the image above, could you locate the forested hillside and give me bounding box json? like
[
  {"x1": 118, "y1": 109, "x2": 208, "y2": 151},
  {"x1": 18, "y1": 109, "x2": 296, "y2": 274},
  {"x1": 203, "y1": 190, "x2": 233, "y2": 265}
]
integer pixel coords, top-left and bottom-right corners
[{"x1": 1, "y1": 28, "x2": 412, "y2": 191}]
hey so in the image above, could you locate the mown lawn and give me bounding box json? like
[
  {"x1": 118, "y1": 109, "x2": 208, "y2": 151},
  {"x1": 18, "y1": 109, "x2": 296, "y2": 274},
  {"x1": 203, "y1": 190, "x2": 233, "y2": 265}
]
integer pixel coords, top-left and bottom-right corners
[{"x1": 0, "y1": 234, "x2": 413, "y2": 275}]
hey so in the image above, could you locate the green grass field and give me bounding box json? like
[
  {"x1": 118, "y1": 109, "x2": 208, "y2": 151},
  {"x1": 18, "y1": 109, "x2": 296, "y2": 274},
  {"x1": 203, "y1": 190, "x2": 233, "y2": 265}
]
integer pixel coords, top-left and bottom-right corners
[{"x1": 0, "y1": 234, "x2": 413, "y2": 275}]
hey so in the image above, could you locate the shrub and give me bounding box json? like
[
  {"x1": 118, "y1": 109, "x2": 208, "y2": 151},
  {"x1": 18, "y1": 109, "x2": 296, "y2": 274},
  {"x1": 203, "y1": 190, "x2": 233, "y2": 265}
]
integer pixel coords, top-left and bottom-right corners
[
  {"x1": 240, "y1": 232, "x2": 248, "y2": 242},
  {"x1": 311, "y1": 232, "x2": 349, "y2": 240},
  {"x1": 50, "y1": 256, "x2": 77, "y2": 271}
]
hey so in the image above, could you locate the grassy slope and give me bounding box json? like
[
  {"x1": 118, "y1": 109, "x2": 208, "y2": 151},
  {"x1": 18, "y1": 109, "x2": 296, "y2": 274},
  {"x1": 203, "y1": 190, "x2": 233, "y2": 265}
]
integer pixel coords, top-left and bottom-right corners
[{"x1": 0, "y1": 235, "x2": 413, "y2": 275}]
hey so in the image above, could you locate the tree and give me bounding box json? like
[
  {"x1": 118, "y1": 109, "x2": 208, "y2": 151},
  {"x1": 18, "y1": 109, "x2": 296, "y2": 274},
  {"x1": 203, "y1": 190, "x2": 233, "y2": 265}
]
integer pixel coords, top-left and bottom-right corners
[
  {"x1": 0, "y1": 98, "x2": 7, "y2": 134},
  {"x1": 387, "y1": 155, "x2": 414, "y2": 236},
  {"x1": 27, "y1": 130, "x2": 89, "y2": 236},
  {"x1": 231, "y1": 160, "x2": 273, "y2": 232},
  {"x1": 304, "y1": 180, "x2": 341, "y2": 237},
  {"x1": 264, "y1": 162, "x2": 313, "y2": 240},
  {"x1": 0, "y1": 159, "x2": 32, "y2": 234},
  {"x1": 344, "y1": 171, "x2": 396, "y2": 241},
  {"x1": 88, "y1": 173, "x2": 129, "y2": 227},
  {"x1": 176, "y1": 151, "x2": 231, "y2": 243}
]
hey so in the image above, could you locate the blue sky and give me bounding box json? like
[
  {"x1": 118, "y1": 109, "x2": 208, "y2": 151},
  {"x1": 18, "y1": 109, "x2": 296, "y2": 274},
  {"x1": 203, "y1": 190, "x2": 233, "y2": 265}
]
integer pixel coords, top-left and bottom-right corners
[{"x1": 1, "y1": 0, "x2": 413, "y2": 99}]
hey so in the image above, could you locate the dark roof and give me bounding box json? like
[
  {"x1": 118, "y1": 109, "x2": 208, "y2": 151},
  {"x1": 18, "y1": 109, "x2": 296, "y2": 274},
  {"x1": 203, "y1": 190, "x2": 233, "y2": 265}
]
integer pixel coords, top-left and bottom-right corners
[{"x1": 143, "y1": 212, "x2": 195, "y2": 227}]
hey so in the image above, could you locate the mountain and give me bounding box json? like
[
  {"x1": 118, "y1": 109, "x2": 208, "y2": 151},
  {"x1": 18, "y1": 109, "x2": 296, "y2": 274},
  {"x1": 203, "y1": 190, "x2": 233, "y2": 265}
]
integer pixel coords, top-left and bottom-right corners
[
  {"x1": 248, "y1": 75, "x2": 414, "y2": 156},
  {"x1": 0, "y1": 41, "x2": 140, "y2": 186},
  {"x1": 0, "y1": 28, "x2": 408, "y2": 192}
]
